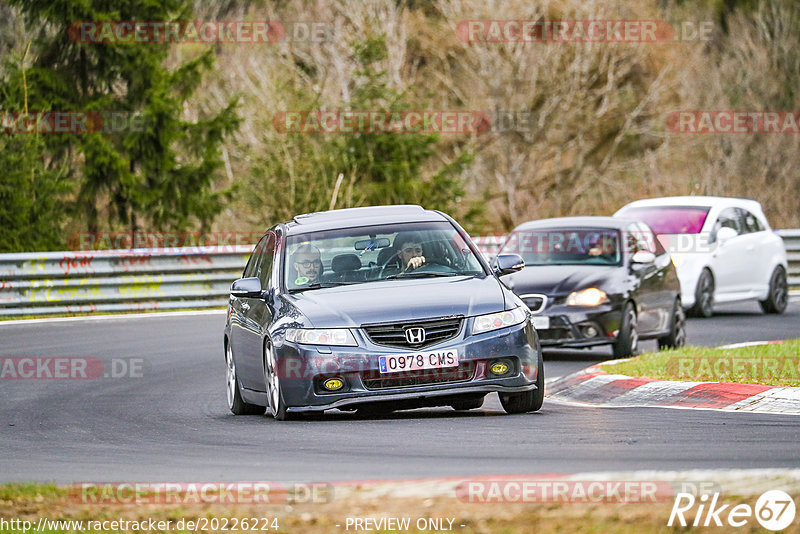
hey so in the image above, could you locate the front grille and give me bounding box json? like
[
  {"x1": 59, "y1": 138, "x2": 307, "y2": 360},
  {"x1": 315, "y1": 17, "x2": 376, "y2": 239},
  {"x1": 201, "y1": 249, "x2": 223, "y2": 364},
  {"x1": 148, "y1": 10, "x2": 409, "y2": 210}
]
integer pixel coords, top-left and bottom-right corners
[
  {"x1": 538, "y1": 327, "x2": 574, "y2": 341},
  {"x1": 361, "y1": 361, "x2": 476, "y2": 390},
  {"x1": 362, "y1": 316, "x2": 463, "y2": 349}
]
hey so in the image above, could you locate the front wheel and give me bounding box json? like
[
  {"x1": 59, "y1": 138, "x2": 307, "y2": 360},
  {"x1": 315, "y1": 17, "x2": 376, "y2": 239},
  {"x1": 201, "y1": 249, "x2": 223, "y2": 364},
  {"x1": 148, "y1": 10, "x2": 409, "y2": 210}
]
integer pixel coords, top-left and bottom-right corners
[
  {"x1": 759, "y1": 266, "x2": 788, "y2": 314},
  {"x1": 612, "y1": 303, "x2": 639, "y2": 358},
  {"x1": 499, "y1": 357, "x2": 544, "y2": 414},
  {"x1": 658, "y1": 299, "x2": 686, "y2": 350},
  {"x1": 264, "y1": 341, "x2": 292, "y2": 420},
  {"x1": 226, "y1": 343, "x2": 265, "y2": 415}
]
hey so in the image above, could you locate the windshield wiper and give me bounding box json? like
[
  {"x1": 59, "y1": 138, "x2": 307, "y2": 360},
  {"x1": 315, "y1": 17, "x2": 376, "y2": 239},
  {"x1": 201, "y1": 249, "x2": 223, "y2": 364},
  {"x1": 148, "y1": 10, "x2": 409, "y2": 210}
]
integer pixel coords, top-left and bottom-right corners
[
  {"x1": 384, "y1": 271, "x2": 463, "y2": 280},
  {"x1": 288, "y1": 281, "x2": 359, "y2": 293}
]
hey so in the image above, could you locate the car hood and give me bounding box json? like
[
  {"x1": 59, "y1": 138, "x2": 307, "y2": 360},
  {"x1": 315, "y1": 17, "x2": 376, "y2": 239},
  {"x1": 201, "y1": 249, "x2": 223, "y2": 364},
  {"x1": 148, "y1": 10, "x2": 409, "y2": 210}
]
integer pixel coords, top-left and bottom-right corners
[
  {"x1": 284, "y1": 276, "x2": 507, "y2": 327},
  {"x1": 504, "y1": 265, "x2": 620, "y2": 297}
]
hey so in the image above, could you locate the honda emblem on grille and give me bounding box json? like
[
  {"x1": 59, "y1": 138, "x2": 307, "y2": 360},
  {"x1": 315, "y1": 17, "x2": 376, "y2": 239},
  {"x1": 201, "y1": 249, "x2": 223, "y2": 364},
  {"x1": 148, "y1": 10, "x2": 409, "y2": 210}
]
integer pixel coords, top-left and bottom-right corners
[{"x1": 405, "y1": 327, "x2": 426, "y2": 344}]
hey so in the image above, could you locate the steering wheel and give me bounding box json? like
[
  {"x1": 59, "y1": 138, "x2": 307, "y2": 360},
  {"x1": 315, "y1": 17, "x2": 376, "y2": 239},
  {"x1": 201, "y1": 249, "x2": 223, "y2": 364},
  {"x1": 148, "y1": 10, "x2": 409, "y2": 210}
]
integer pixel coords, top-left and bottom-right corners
[
  {"x1": 378, "y1": 251, "x2": 403, "y2": 278},
  {"x1": 379, "y1": 253, "x2": 458, "y2": 278}
]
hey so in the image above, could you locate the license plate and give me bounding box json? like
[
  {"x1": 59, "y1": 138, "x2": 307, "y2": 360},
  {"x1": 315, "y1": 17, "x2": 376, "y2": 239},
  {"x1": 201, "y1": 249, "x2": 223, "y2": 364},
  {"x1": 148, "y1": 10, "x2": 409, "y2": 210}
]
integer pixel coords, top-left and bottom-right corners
[
  {"x1": 379, "y1": 350, "x2": 459, "y2": 374},
  {"x1": 531, "y1": 315, "x2": 550, "y2": 329}
]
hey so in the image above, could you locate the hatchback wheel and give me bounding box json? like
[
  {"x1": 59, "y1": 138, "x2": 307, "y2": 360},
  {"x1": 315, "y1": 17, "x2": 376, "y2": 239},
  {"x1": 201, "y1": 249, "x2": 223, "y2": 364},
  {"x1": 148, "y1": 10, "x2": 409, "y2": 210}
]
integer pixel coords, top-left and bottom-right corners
[
  {"x1": 658, "y1": 299, "x2": 686, "y2": 350},
  {"x1": 226, "y1": 343, "x2": 265, "y2": 415},
  {"x1": 689, "y1": 269, "x2": 714, "y2": 318},
  {"x1": 760, "y1": 266, "x2": 788, "y2": 314},
  {"x1": 612, "y1": 303, "x2": 639, "y2": 358}
]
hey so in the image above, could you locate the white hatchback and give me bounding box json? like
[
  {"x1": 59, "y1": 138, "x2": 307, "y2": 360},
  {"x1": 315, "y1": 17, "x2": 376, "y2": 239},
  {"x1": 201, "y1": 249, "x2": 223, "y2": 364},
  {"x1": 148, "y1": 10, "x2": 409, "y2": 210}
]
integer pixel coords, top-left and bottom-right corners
[{"x1": 615, "y1": 196, "x2": 789, "y2": 317}]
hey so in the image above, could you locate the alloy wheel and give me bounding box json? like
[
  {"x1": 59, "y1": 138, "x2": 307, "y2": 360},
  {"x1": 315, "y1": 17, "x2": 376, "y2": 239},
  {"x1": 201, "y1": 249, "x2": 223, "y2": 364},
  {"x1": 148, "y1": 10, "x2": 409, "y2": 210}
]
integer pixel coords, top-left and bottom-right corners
[
  {"x1": 264, "y1": 342, "x2": 280, "y2": 416},
  {"x1": 773, "y1": 269, "x2": 788, "y2": 311},
  {"x1": 628, "y1": 308, "x2": 639, "y2": 353},
  {"x1": 225, "y1": 344, "x2": 237, "y2": 410},
  {"x1": 699, "y1": 273, "x2": 714, "y2": 317},
  {"x1": 673, "y1": 306, "x2": 687, "y2": 347}
]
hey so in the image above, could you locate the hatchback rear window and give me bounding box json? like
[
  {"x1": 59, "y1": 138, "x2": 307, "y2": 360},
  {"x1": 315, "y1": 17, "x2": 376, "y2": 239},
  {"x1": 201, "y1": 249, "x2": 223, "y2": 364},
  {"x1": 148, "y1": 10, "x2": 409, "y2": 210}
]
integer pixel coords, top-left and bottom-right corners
[{"x1": 617, "y1": 206, "x2": 710, "y2": 234}]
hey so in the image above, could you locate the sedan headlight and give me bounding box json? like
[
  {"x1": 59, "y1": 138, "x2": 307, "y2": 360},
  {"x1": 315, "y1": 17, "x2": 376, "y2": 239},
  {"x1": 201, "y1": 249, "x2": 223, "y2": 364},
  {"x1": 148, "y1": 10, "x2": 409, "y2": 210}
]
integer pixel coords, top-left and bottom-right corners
[
  {"x1": 472, "y1": 307, "x2": 527, "y2": 335},
  {"x1": 285, "y1": 328, "x2": 358, "y2": 346},
  {"x1": 566, "y1": 288, "x2": 609, "y2": 306}
]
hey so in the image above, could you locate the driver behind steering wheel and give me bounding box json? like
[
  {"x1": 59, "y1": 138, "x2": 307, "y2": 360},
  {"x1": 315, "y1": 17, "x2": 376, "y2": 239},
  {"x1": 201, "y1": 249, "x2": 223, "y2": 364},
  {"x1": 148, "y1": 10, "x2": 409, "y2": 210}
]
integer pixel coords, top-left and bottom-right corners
[{"x1": 394, "y1": 232, "x2": 426, "y2": 273}]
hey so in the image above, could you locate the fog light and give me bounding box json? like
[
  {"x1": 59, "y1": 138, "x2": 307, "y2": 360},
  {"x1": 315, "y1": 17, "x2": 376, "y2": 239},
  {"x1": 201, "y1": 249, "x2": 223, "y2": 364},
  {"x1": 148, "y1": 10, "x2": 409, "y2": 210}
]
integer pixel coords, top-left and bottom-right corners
[
  {"x1": 490, "y1": 360, "x2": 512, "y2": 376},
  {"x1": 581, "y1": 325, "x2": 598, "y2": 338},
  {"x1": 322, "y1": 377, "x2": 344, "y2": 391}
]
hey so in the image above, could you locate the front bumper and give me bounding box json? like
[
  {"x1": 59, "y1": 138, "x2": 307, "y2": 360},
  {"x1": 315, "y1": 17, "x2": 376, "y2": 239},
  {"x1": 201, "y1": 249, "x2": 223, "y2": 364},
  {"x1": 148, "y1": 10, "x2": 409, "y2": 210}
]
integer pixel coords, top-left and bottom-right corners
[
  {"x1": 532, "y1": 304, "x2": 624, "y2": 348},
  {"x1": 274, "y1": 321, "x2": 540, "y2": 412}
]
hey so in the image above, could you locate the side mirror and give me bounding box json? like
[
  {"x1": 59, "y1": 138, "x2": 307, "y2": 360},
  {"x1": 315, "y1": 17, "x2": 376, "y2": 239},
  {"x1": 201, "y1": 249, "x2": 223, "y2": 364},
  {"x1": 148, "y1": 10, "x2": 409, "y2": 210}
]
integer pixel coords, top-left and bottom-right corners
[
  {"x1": 716, "y1": 227, "x2": 737, "y2": 245},
  {"x1": 493, "y1": 254, "x2": 525, "y2": 276},
  {"x1": 231, "y1": 277, "x2": 263, "y2": 298},
  {"x1": 630, "y1": 251, "x2": 656, "y2": 266}
]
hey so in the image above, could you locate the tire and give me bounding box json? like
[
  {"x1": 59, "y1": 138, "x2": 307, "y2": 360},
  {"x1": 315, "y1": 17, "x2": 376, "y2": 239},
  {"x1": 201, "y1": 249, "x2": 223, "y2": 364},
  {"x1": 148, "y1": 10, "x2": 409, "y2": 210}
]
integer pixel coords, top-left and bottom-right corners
[
  {"x1": 264, "y1": 340, "x2": 292, "y2": 420},
  {"x1": 688, "y1": 269, "x2": 714, "y2": 318},
  {"x1": 450, "y1": 396, "x2": 485, "y2": 411},
  {"x1": 657, "y1": 299, "x2": 686, "y2": 351},
  {"x1": 612, "y1": 302, "x2": 639, "y2": 358},
  {"x1": 759, "y1": 266, "x2": 788, "y2": 314},
  {"x1": 226, "y1": 342, "x2": 265, "y2": 415},
  {"x1": 499, "y1": 357, "x2": 544, "y2": 414}
]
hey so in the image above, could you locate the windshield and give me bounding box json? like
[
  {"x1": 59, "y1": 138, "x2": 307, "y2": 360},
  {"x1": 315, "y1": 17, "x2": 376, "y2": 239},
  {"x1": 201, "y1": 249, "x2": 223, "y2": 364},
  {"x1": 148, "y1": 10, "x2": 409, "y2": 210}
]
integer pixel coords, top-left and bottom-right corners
[
  {"x1": 617, "y1": 206, "x2": 710, "y2": 234},
  {"x1": 499, "y1": 228, "x2": 622, "y2": 266},
  {"x1": 284, "y1": 221, "x2": 485, "y2": 291}
]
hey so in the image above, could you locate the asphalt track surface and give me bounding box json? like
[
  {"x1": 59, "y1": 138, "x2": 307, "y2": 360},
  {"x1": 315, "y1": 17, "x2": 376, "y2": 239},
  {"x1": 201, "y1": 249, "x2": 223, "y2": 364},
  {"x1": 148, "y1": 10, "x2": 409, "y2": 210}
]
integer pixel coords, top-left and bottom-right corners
[{"x1": 1, "y1": 300, "x2": 799, "y2": 484}]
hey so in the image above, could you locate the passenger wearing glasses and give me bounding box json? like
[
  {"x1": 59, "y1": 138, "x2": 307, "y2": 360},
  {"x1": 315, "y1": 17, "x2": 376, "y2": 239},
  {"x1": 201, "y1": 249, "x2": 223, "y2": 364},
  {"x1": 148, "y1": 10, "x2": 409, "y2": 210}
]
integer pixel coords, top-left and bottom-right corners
[{"x1": 291, "y1": 243, "x2": 322, "y2": 285}]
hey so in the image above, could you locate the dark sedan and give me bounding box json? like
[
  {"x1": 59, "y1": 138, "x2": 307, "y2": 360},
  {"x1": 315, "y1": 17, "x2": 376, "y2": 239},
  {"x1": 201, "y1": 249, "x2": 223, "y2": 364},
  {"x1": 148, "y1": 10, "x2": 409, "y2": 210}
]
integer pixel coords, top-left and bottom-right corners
[
  {"x1": 498, "y1": 217, "x2": 686, "y2": 357},
  {"x1": 224, "y1": 205, "x2": 543, "y2": 420}
]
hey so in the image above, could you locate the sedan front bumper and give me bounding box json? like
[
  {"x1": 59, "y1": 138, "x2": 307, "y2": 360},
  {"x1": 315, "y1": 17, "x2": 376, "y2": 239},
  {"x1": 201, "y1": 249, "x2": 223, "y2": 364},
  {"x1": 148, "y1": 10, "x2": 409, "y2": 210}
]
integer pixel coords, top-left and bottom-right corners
[
  {"x1": 273, "y1": 321, "x2": 540, "y2": 412},
  {"x1": 532, "y1": 304, "x2": 624, "y2": 349}
]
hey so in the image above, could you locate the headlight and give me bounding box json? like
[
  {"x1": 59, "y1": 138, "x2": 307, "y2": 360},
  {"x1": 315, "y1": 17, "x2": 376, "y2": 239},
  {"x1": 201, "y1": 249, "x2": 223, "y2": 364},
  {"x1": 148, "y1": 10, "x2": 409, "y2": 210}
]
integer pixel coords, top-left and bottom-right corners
[
  {"x1": 566, "y1": 288, "x2": 609, "y2": 306},
  {"x1": 285, "y1": 328, "x2": 357, "y2": 346},
  {"x1": 472, "y1": 307, "x2": 527, "y2": 335},
  {"x1": 670, "y1": 253, "x2": 684, "y2": 269}
]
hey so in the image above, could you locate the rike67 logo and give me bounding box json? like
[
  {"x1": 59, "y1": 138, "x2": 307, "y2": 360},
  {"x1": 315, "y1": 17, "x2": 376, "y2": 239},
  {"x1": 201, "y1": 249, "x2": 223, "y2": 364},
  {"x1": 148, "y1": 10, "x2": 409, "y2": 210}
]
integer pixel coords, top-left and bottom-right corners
[{"x1": 668, "y1": 490, "x2": 796, "y2": 531}]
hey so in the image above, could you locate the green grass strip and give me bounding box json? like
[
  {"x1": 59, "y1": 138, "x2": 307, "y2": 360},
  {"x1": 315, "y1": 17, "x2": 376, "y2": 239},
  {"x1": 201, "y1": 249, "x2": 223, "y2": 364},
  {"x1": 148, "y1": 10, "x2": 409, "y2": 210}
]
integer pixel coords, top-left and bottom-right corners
[{"x1": 601, "y1": 340, "x2": 800, "y2": 387}]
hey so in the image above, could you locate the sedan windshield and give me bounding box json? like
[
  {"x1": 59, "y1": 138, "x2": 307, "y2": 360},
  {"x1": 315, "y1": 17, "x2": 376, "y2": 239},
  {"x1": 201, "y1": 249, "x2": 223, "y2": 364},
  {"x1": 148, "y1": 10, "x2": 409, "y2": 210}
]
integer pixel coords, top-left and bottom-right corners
[
  {"x1": 617, "y1": 206, "x2": 710, "y2": 234},
  {"x1": 499, "y1": 228, "x2": 622, "y2": 266},
  {"x1": 284, "y1": 221, "x2": 485, "y2": 291}
]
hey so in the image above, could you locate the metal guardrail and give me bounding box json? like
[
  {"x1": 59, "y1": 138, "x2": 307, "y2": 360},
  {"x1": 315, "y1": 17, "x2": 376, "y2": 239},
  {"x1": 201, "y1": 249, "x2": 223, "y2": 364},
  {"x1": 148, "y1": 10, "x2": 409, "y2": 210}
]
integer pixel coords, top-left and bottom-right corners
[
  {"x1": 778, "y1": 229, "x2": 800, "y2": 286},
  {"x1": 0, "y1": 230, "x2": 797, "y2": 317},
  {"x1": 0, "y1": 246, "x2": 252, "y2": 317}
]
